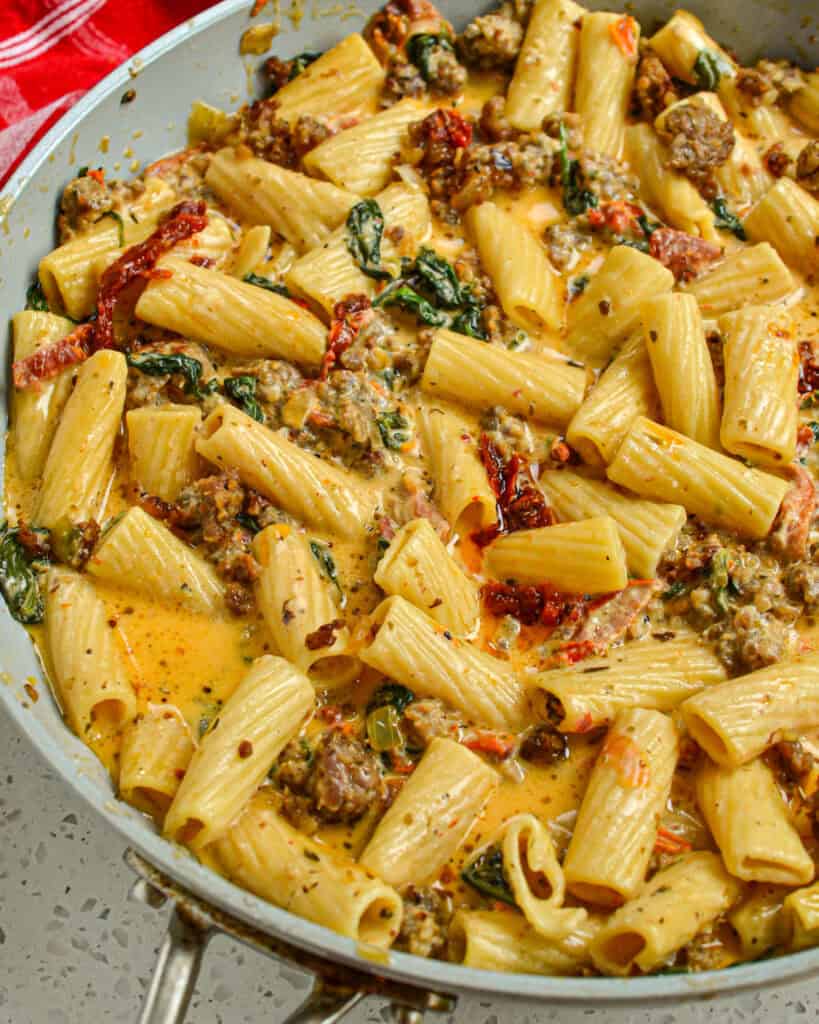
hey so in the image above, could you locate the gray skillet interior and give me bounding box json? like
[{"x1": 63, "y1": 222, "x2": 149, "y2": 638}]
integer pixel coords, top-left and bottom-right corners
[{"x1": 1, "y1": 0, "x2": 819, "y2": 1005}]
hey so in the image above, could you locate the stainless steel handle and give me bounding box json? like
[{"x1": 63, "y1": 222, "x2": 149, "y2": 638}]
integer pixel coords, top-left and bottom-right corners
[
  {"x1": 137, "y1": 907, "x2": 208, "y2": 1024},
  {"x1": 126, "y1": 849, "x2": 456, "y2": 1024}
]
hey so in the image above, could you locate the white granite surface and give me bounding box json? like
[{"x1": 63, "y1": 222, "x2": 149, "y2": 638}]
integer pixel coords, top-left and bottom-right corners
[{"x1": 1, "y1": 708, "x2": 817, "y2": 1024}]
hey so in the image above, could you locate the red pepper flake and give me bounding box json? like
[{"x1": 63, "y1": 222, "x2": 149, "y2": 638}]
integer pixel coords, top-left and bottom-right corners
[
  {"x1": 87, "y1": 167, "x2": 105, "y2": 185},
  {"x1": 463, "y1": 731, "x2": 516, "y2": 760},
  {"x1": 24, "y1": 683, "x2": 39, "y2": 703},
  {"x1": 555, "y1": 639, "x2": 598, "y2": 665},
  {"x1": 320, "y1": 294, "x2": 373, "y2": 380},
  {"x1": 238, "y1": 740, "x2": 254, "y2": 759},
  {"x1": 13, "y1": 200, "x2": 208, "y2": 389},
  {"x1": 609, "y1": 15, "x2": 638, "y2": 59},
  {"x1": 587, "y1": 200, "x2": 643, "y2": 235},
  {"x1": 472, "y1": 435, "x2": 556, "y2": 546}
]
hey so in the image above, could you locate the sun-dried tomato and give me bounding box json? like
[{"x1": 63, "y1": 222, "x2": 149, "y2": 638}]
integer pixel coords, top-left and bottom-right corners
[
  {"x1": 473, "y1": 435, "x2": 555, "y2": 545},
  {"x1": 587, "y1": 200, "x2": 643, "y2": 235},
  {"x1": 420, "y1": 108, "x2": 473, "y2": 150},
  {"x1": 799, "y1": 341, "x2": 819, "y2": 394},
  {"x1": 13, "y1": 201, "x2": 208, "y2": 389},
  {"x1": 648, "y1": 226, "x2": 721, "y2": 283},
  {"x1": 482, "y1": 581, "x2": 580, "y2": 627},
  {"x1": 320, "y1": 294, "x2": 373, "y2": 380}
]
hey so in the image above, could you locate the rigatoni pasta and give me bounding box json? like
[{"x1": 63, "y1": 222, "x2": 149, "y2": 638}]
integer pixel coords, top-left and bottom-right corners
[
  {"x1": 119, "y1": 704, "x2": 195, "y2": 816},
  {"x1": 744, "y1": 178, "x2": 819, "y2": 277},
  {"x1": 683, "y1": 243, "x2": 795, "y2": 316},
  {"x1": 126, "y1": 404, "x2": 202, "y2": 502}
]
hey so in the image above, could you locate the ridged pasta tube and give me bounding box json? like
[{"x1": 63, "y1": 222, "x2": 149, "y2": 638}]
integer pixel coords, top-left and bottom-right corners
[
  {"x1": 575, "y1": 12, "x2": 640, "y2": 160},
  {"x1": 303, "y1": 99, "x2": 425, "y2": 195},
  {"x1": 790, "y1": 71, "x2": 819, "y2": 134},
  {"x1": 285, "y1": 183, "x2": 431, "y2": 314},
  {"x1": 196, "y1": 405, "x2": 375, "y2": 539},
  {"x1": 205, "y1": 148, "x2": 359, "y2": 253},
  {"x1": 11, "y1": 311, "x2": 75, "y2": 481},
  {"x1": 374, "y1": 518, "x2": 479, "y2": 636},
  {"x1": 642, "y1": 292, "x2": 721, "y2": 449},
  {"x1": 499, "y1": 814, "x2": 587, "y2": 940},
  {"x1": 647, "y1": 11, "x2": 733, "y2": 85},
  {"x1": 784, "y1": 882, "x2": 819, "y2": 951},
  {"x1": 538, "y1": 470, "x2": 685, "y2": 578},
  {"x1": 567, "y1": 246, "x2": 674, "y2": 368},
  {"x1": 360, "y1": 596, "x2": 529, "y2": 730},
  {"x1": 729, "y1": 886, "x2": 787, "y2": 960},
  {"x1": 253, "y1": 525, "x2": 358, "y2": 687},
  {"x1": 421, "y1": 328, "x2": 586, "y2": 428},
  {"x1": 626, "y1": 124, "x2": 717, "y2": 240},
  {"x1": 135, "y1": 256, "x2": 327, "y2": 366},
  {"x1": 126, "y1": 404, "x2": 202, "y2": 502},
  {"x1": 696, "y1": 758, "x2": 814, "y2": 886},
  {"x1": 505, "y1": 0, "x2": 584, "y2": 131},
  {"x1": 418, "y1": 404, "x2": 497, "y2": 535},
  {"x1": 273, "y1": 34, "x2": 384, "y2": 125},
  {"x1": 565, "y1": 333, "x2": 659, "y2": 465},
  {"x1": 450, "y1": 910, "x2": 598, "y2": 974},
  {"x1": 485, "y1": 518, "x2": 629, "y2": 595},
  {"x1": 164, "y1": 655, "x2": 314, "y2": 850},
  {"x1": 45, "y1": 568, "x2": 136, "y2": 734},
  {"x1": 34, "y1": 350, "x2": 127, "y2": 530},
  {"x1": 590, "y1": 852, "x2": 742, "y2": 975},
  {"x1": 744, "y1": 178, "x2": 819, "y2": 277},
  {"x1": 466, "y1": 202, "x2": 564, "y2": 334},
  {"x1": 38, "y1": 176, "x2": 177, "y2": 318},
  {"x1": 359, "y1": 737, "x2": 498, "y2": 887},
  {"x1": 214, "y1": 794, "x2": 403, "y2": 948},
  {"x1": 564, "y1": 708, "x2": 678, "y2": 906},
  {"x1": 680, "y1": 652, "x2": 819, "y2": 767},
  {"x1": 119, "y1": 704, "x2": 195, "y2": 816},
  {"x1": 607, "y1": 416, "x2": 789, "y2": 539},
  {"x1": 719, "y1": 306, "x2": 799, "y2": 467},
  {"x1": 531, "y1": 633, "x2": 726, "y2": 732},
  {"x1": 88, "y1": 506, "x2": 225, "y2": 615},
  {"x1": 683, "y1": 243, "x2": 795, "y2": 316}
]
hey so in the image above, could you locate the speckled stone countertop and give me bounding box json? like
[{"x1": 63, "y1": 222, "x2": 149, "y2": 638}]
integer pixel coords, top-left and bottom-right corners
[{"x1": 0, "y1": 708, "x2": 816, "y2": 1024}]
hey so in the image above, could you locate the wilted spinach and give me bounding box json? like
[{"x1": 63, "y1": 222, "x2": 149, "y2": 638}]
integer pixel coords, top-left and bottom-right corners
[
  {"x1": 377, "y1": 285, "x2": 449, "y2": 326},
  {"x1": 462, "y1": 845, "x2": 516, "y2": 905},
  {"x1": 126, "y1": 352, "x2": 215, "y2": 400},
  {"x1": 289, "y1": 51, "x2": 322, "y2": 79},
  {"x1": 0, "y1": 523, "x2": 44, "y2": 624},
  {"x1": 310, "y1": 541, "x2": 345, "y2": 606},
  {"x1": 693, "y1": 49, "x2": 731, "y2": 91},
  {"x1": 95, "y1": 210, "x2": 125, "y2": 247},
  {"x1": 243, "y1": 272, "x2": 289, "y2": 296},
  {"x1": 376, "y1": 410, "x2": 412, "y2": 449},
  {"x1": 414, "y1": 248, "x2": 463, "y2": 307},
  {"x1": 366, "y1": 682, "x2": 415, "y2": 716},
  {"x1": 711, "y1": 197, "x2": 746, "y2": 240},
  {"x1": 25, "y1": 279, "x2": 49, "y2": 312},
  {"x1": 223, "y1": 375, "x2": 264, "y2": 422},
  {"x1": 558, "y1": 122, "x2": 598, "y2": 217},
  {"x1": 346, "y1": 199, "x2": 391, "y2": 281},
  {"x1": 406, "y1": 33, "x2": 454, "y2": 81}
]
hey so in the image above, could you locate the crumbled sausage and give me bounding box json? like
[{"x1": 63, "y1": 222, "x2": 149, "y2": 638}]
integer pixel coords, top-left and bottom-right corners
[
  {"x1": 796, "y1": 140, "x2": 819, "y2": 194},
  {"x1": 403, "y1": 698, "x2": 462, "y2": 747},
  {"x1": 457, "y1": 11, "x2": 524, "y2": 69},
  {"x1": 656, "y1": 101, "x2": 735, "y2": 196},
  {"x1": 770, "y1": 465, "x2": 816, "y2": 562},
  {"x1": 479, "y1": 96, "x2": 518, "y2": 142},
  {"x1": 519, "y1": 724, "x2": 570, "y2": 765},
  {"x1": 230, "y1": 100, "x2": 332, "y2": 166},
  {"x1": 763, "y1": 141, "x2": 792, "y2": 178},
  {"x1": 58, "y1": 172, "x2": 115, "y2": 242},
  {"x1": 397, "y1": 887, "x2": 453, "y2": 957},
  {"x1": 276, "y1": 731, "x2": 385, "y2": 824},
  {"x1": 633, "y1": 48, "x2": 679, "y2": 120}
]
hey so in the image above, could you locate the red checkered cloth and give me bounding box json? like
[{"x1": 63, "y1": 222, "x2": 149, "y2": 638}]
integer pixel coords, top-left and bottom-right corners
[{"x1": 0, "y1": 0, "x2": 217, "y2": 187}]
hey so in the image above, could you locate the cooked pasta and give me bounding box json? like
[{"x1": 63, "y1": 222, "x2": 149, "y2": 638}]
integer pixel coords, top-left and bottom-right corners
[{"x1": 6, "y1": 0, "x2": 819, "y2": 979}]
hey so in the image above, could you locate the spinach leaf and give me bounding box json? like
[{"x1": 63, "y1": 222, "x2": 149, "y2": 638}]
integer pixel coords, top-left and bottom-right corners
[
  {"x1": 95, "y1": 210, "x2": 125, "y2": 247},
  {"x1": 376, "y1": 410, "x2": 412, "y2": 449},
  {"x1": 223, "y1": 375, "x2": 264, "y2": 423},
  {"x1": 289, "y1": 51, "x2": 322, "y2": 79},
  {"x1": 637, "y1": 214, "x2": 660, "y2": 237},
  {"x1": 236, "y1": 513, "x2": 262, "y2": 534},
  {"x1": 346, "y1": 199, "x2": 391, "y2": 281},
  {"x1": 406, "y1": 33, "x2": 454, "y2": 81},
  {"x1": 243, "y1": 272, "x2": 289, "y2": 296},
  {"x1": 0, "y1": 523, "x2": 44, "y2": 624},
  {"x1": 77, "y1": 166, "x2": 89, "y2": 178},
  {"x1": 450, "y1": 303, "x2": 487, "y2": 339},
  {"x1": 377, "y1": 284, "x2": 449, "y2": 326},
  {"x1": 662, "y1": 580, "x2": 687, "y2": 600},
  {"x1": 568, "y1": 274, "x2": 589, "y2": 299},
  {"x1": 711, "y1": 197, "x2": 747, "y2": 240},
  {"x1": 126, "y1": 352, "x2": 213, "y2": 400},
  {"x1": 809, "y1": 422, "x2": 819, "y2": 444},
  {"x1": 414, "y1": 247, "x2": 463, "y2": 307},
  {"x1": 710, "y1": 549, "x2": 738, "y2": 616},
  {"x1": 693, "y1": 49, "x2": 731, "y2": 91},
  {"x1": 618, "y1": 236, "x2": 651, "y2": 253},
  {"x1": 462, "y1": 845, "x2": 516, "y2": 905},
  {"x1": 309, "y1": 540, "x2": 345, "y2": 606},
  {"x1": 366, "y1": 682, "x2": 415, "y2": 716},
  {"x1": 25, "y1": 279, "x2": 49, "y2": 312},
  {"x1": 558, "y1": 122, "x2": 598, "y2": 217}
]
